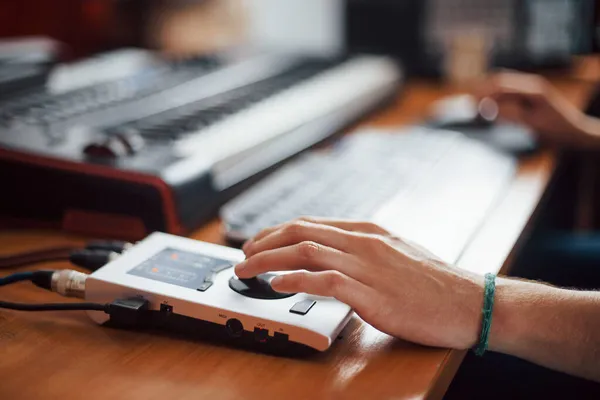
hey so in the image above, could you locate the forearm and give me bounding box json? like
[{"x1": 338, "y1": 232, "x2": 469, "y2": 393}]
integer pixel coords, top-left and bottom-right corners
[
  {"x1": 579, "y1": 115, "x2": 600, "y2": 148},
  {"x1": 489, "y1": 278, "x2": 600, "y2": 382}
]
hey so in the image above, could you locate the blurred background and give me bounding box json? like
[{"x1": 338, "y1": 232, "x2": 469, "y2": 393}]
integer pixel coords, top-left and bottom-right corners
[
  {"x1": 1, "y1": 0, "x2": 598, "y2": 77},
  {"x1": 1, "y1": 0, "x2": 600, "y2": 239}
]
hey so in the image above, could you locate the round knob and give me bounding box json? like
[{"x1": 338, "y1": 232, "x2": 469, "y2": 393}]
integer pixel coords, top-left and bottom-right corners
[
  {"x1": 83, "y1": 137, "x2": 129, "y2": 159},
  {"x1": 112, "y1": 128, "x2": 144, "y2": 154},
  {"x1": 229, "y1": 274, "x2": 295, "y2": 300}
]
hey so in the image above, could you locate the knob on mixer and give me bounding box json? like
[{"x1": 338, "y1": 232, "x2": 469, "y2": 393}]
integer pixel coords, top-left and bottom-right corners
[{"x1": 83, "y1": 129, "x2": 144, "y2": 158}]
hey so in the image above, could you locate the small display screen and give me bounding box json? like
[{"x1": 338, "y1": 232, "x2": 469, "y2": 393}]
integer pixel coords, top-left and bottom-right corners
[{"x1": 128, "y1": 248, "x2": 233, "y2": 291}]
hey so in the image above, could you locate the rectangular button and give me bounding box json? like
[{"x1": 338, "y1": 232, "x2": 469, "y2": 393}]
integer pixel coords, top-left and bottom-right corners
[
  {"x1": 196, "y1": 281, "x2": 213, "y2": 292},
  {"x1": 211, "y1": 263, "x2": 233, "y2": 273},
  {"x1": 289, "y1": 300, "x2": 316, "y2": 315}
]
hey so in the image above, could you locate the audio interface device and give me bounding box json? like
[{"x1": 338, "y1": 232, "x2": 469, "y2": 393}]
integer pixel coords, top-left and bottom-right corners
[{"x1": 84, "y1": 232, "x2": 353, "y2": 353}]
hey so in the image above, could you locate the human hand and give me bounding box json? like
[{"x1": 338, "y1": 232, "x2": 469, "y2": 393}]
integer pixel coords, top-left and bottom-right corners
[
  {"x1": 477, "y1": 72, "x2": 597, "y2": 148},
  {"x1": 235, "y1": 217, "x2": 485, "y2": 350}
]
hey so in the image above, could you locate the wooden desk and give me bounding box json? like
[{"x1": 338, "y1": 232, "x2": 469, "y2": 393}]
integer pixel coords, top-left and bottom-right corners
[{"x1": 0, "y1": 78, "x2": 594, "y2": 400}]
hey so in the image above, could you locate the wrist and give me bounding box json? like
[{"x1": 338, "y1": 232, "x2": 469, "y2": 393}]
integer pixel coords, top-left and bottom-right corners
[
  {"x1": 472, "y1": 273, "x2": 496, "y2": 355},
  {"x1": 486, "y1": 277, "x2": 519, "y2": 354},
  {"x1": 487, "y1": 278, "x2": 556, "y2": 357},
  {"x1": 453, "y1": 271, "x2": 486, "y2": 350}
]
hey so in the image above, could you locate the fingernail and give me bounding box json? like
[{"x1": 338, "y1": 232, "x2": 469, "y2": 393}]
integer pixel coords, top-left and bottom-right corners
[
  {"x1": 242, "y1": 240, "x2": 252, "y2": 253},
  {"x1": 235, "y1": 261, "x2": 247, "y2": 274},
  {"x1": 270, "y1": 275, "x2": 283, "y2": 287}
]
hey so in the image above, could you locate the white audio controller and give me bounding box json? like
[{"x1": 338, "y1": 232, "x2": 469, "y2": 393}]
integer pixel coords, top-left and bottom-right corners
[{"x1": 84, "y1": 232, "x2": 353, "y2": 352}]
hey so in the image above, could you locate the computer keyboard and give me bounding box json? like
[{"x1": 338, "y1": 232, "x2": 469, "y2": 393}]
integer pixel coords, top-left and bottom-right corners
[{"x1": 221, "y1": 128, "x2": 517, "y2": 262}]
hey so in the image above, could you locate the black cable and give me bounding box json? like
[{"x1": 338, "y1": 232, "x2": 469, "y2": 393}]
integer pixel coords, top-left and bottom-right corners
[
  {"x1": 1, "y1": 245, "x2": 125, "y2": 272},
  {"x1": 0, "y1": 242, "x2": 127, "y2": 319},
  {"x1": 85, "y1": 241, "x2": 131, "y2": 254},
  {"x1": 69, "y1": 249, "x2": 118, "y2": 271},
  {"x1": 0, "y1": 300, "x2": 109, "y2": 312},
  {"x1": 0, "y1": 271, "x2": 106, "y2": 313},
  {"x1": 0, "y1": 253, "x2": 71, "y2": 269},
  {"x1": 30, "y1": 270, "x2": 55, "y2": 290},
  {"x1": 0, "y1": 271, "x2": 35, "y2": 286},
  {"x1": 0, "y1": 271, "x2": 54, "y2": 289},
  {"x1": 0, "y1": 251, "x2": 111, "y2": 272},
  {"x1": 0, "y1": 246, "x2": 75, "y2": 269}
]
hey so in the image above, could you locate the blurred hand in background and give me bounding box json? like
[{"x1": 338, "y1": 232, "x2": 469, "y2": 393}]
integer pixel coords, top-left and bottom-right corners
[{"x1": 477, "y1": 72, "x2": 600, "y2": 148}]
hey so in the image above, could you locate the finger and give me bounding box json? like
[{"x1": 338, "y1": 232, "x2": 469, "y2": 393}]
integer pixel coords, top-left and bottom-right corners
[
  {"x1": 245, "y1": 223, "x2": 289, "y2": 247},
  {"x1": 476, "y1": 72, "x2": 544, "y2": 101},
  {"x1": 295, "y1": 217, "x2": 391, "y2": 235},
  {"x1": 246, "y1": 218, "x2": 388, "y2": 249},
  {"x1": 495, "y1": 98, "x2": 528, "y2": 124},
  {"x1": 270, "y1": 270, "x2": 377, "y2": 314},
  {"x1": 477, "y1": 89, "x2": 538, "y2": 125},
  {"x1": 244, "y1": 221, "x2": 361, "y2": 257},
  {"x1": 483, "y1": 88, "x2": 536, "y2": 111},
  {"x1": 474, "y1": 73, "x2": 515, "y2": 99},
  {"x1": 491, "y1": 91, "x2": 538, "y2": 110},
  {"x1": 235, "y1": 242, "x2": 362, "y2": 279}
]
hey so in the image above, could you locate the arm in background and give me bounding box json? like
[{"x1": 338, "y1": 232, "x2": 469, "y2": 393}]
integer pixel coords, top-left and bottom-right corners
[
  {"x1": 477, "y1": 72, "x2": 600, "y2": 149},
  {"x1": 235, "y1": 217, "x2": 600, "y2": 383}
]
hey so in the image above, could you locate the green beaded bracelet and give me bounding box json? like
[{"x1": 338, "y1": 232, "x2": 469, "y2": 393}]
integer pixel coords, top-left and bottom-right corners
[{"x1": 474, "y1": 273, "x2": 496, "y2": 357}]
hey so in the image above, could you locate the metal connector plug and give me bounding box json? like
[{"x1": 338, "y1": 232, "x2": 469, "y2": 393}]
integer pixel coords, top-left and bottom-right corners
[{"x1": 51, "y1": 270, "x2": 88, "y2": 299}]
